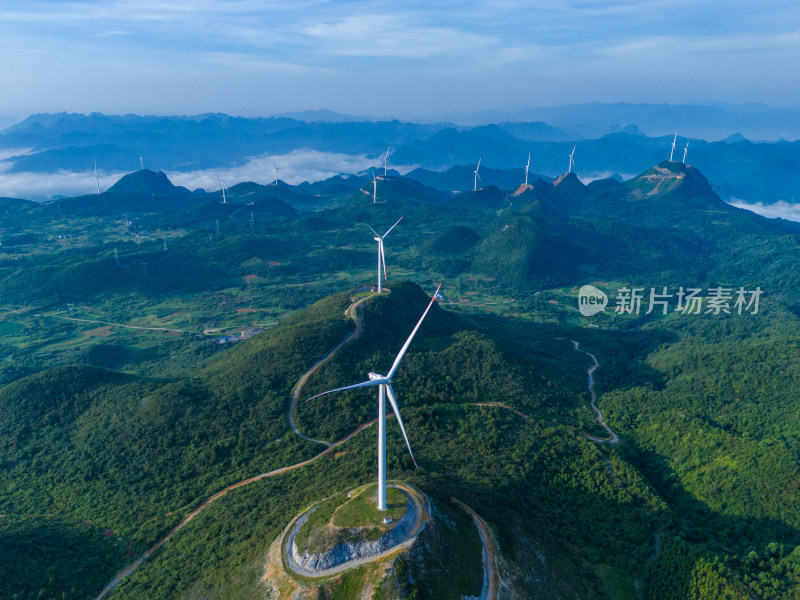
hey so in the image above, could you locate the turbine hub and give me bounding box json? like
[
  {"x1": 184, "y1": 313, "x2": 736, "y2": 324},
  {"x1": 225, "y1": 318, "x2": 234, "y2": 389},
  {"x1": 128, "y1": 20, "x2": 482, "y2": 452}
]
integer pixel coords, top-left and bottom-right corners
[{"x1": 374, "y1": 237, "x2": 381, "y2": 242}]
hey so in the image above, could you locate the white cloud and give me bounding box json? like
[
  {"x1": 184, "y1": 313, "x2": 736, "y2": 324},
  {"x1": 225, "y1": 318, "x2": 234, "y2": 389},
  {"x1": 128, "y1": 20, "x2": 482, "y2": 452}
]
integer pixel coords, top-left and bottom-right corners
[
  {"x1": 729, "y1": 199, "x2": 800, "y2": 223},
  {"x1": 0, "y1": 166, "x2": 115, "y2": 200},
  {"x1": 167, "y1": 150, "x2": 385, "y2": 191},
  {"x1": 303, "y1": 15, "x2": 498, "y2": 59},
  {"x1": 579, "y1": 170, "x2": 637, "y2": 184},
  {"x1": 0, "y1": 148, "x2": 33, "y2": 162},
  {"x1": 0, "y1": 150, "x2": 414, "y2": 200}
]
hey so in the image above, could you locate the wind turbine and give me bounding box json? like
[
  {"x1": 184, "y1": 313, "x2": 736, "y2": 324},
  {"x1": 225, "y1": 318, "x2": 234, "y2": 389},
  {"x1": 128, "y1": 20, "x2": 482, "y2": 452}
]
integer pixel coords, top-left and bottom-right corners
[
  {"x1": 93, "y1": 161, "x2": 101, "y2": 195},
  {"x1": 524, "y1": 153, "x2": 531, "y2": 185},
  {"x1": 682, "y1": 141, "x2": 689, "y2": 164},
  {"x1": 473, "y1": 158, "x2": 481, "y2": 191},
  {"x1": 383, "y1": 147, "x2": 390, "y2": 176},
  {"x1": 307, "y1": 284, "x2": 441, "y2": 511},
  {"x1": 669, "y1": 132, "x2": 677, "y2": 161},
  {"x1": 272, "y1": 162, "x2": 279, "y2": 185},
  {"x1": 217, "y1": 179, "x2": 228, "y2": 203},
  {"x1": 366, "y1": 216, "x2": 402, "y2": 293},
  {"x1": 139, "y1": 155, "x2": 144, "y2": 171},
  {"x1": 371, "y1": 170, "x2": 378, "y2": 203},
  {"x1": 568, "y1": 146, "x2": 575, "y2": 174}
]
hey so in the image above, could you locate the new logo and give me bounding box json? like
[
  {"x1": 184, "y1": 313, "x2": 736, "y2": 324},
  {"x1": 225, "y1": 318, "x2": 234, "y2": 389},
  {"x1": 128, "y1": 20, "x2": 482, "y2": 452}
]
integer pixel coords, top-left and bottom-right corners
[{"x1": 578, "y1": 285, "x2": 608, "y2": 316}]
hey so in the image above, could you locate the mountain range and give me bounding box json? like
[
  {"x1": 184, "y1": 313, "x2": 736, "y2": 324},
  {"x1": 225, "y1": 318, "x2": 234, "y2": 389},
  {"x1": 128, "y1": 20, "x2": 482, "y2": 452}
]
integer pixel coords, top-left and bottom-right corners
[{"x1": 2, "y1": 109, "x2": 800, "y2": 206}]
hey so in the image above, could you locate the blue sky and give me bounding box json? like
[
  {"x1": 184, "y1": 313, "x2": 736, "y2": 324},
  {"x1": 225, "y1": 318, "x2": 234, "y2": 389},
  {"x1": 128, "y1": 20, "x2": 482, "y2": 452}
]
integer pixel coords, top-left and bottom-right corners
[{"x1": 0, "y1": 1, "x2": 798, "y2": 118}]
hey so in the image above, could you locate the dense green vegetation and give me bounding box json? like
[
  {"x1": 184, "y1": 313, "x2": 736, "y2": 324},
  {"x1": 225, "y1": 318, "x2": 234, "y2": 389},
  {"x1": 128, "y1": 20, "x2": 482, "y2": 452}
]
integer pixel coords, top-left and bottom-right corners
[{"x1": 1, "y1": 159, "x2": 800, "y2": 598}]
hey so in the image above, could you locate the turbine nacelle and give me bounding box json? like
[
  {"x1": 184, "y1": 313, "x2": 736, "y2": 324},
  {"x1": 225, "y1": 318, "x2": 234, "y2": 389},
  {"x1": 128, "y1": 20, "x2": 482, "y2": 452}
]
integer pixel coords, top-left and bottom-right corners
[{"x1": 368, "y1": 372, "x2": 386, "y2": 381}]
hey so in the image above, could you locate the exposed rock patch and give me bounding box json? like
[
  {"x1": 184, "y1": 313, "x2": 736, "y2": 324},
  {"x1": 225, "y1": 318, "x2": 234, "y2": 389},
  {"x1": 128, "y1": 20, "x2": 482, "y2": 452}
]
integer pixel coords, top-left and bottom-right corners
[
  {"x1": 288, "y1": 492, "x2": 417, "y2": 574},
  {"x1": 282, "y1": 485, "x2": 428, "y2": 578}
]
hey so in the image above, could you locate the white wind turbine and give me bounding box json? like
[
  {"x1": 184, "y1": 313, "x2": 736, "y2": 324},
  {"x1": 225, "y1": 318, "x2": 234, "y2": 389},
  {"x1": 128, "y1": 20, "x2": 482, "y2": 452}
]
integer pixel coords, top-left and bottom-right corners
[
  {"x1": 93, "y1": 161, "x2": 101, "y2": 195},
  {"x1": 307, "y1": 284, "x2": 441, "y2": 511},
  {"x1": 371, "y1": 170, "x2": 378, "y2": 203},
  {"x1": 139, "y1": 155, "x2": 144, "y2": 171},
  {"x1": 524, "y1": 153, "x2": 531, "y2": 185},
  {"x1": 217, "y1": 179, "x2": 228, "y2": 203},
  {"x1": 682, "y1": 141, "x2": 689, "y2": 164},
  {"x1": 568, "y1": 146, "x2": 576, "y2": 174},
  {"x1": 366, "y1": 216, "x2": 403, "y2": 293},
  {"x1": 669, "y1": 132, "x2": 677, "y2": 161},
  {"x1": 473, "y1": 158, "x2": 481, "y2": 191},
  {"x1": 273, "y1": 162, "x2": 279, "y2": 185},
  {"x1": 383, "y1": 147, "x2": 390, "y2": 176}
]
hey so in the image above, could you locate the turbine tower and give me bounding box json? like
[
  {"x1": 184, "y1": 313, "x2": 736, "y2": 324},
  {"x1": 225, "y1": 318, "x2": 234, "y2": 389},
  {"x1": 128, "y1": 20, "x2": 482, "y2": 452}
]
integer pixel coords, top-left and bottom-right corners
[
  {"x1": 524, "y1": 153, "x2": 531, "y2": 185},
  {"x1": 568, "y1": 146, "x2": 575, "y2": 174},
  {"x1": 473, "y1": 158, "x2": 481, "y2": 191},
  {"x1": 682, "y1": 141, "x2": 689, "y2": 164},
  {"x1": 366, "y1": 216, "x2": 402, "y2": 294},
  {"x1": 669, "y1": 132, "x2": 677, "y2": 161},
  {"x1": 217, "y1": 179, "x2": 228, "y2": 203},
  {"x1": 307, "y1": 284, "x2": 441, "y2": 511}
]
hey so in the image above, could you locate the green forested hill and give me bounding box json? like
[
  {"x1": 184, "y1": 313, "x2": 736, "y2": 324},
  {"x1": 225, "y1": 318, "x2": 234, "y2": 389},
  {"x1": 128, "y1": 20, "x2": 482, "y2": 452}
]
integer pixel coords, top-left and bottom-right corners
[{"x1": 2, "y1": 162, "x2": 800, "y2": 598}]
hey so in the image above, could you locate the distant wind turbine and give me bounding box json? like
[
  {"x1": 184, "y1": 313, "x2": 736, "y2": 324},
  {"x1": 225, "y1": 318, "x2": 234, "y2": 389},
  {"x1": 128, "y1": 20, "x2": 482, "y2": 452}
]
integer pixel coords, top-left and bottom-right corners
[
  {"x1": 366, "y1": 216, "x2": 403, "y2": 293},
  {"x1": 568, "y1": 146, "x2": 575, "y2": 174},
  {"x1": 371, "y1": 170, "x2": 378, "y2": 203},
  {"x1": 669, "y1": 132, "x2": 677, "y2": 161},
  {"x1": 93, "y1": 161, "x2": 101, "y2": 195},
  {"x1": 682, "y1": 141, "x2": 689, "y2": 164},
  {"x1": 217, "y1": 179, "x2": 228, "y2": 203},
  {"x1": 307, "y1": 284, "x2": 442, "y2": 511},
  {"x1": 383, "y1": 147, "x2": 390, "y2": 176},
  {"x1": 272, "y1": 162, "x2": 279, "y2": 185},
  {"x1": 474, "y1": 158, "x2": 482, "y2": 191},
  {"x1": 139, "y1": 155, "x2": 144, "y2": 171},
  {"x1": 524, "y1": 153, "x2": 531, "y2": 185}
]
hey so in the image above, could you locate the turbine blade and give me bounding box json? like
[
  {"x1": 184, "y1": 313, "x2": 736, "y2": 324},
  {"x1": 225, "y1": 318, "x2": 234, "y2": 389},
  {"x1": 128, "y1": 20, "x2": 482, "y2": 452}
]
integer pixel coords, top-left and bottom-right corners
[
  {"x1": 365, "y1": 224, "x2": 380, "y2": 237},
  {"x1": 381, "y1": 215, "x2": 403, "y2": 238},
  {"x1": 387, "y1": 283, "x2": 442, "y2": 379},
  {"x1": 306, "y1": 378, "x2": 384, "y2": 402},
  {"x1": 386, "y1": 384, "x2": 417, "y2": 467},
  {"x1": 381, "y1": 240, "x2": 388, "y2": 281}
]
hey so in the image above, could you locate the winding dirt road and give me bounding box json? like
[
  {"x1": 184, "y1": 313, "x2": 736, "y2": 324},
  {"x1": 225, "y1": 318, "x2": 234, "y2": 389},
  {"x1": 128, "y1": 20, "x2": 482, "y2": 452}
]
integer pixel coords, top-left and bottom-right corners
[
  {"x1": 452, "y1": 498, "x2": 499, "y2": 600},
  {"x1": 94, "y1": 415, "x2": 382, "y2": 599},
  {"x1": 569, "y1": 339, "x2": 619, "y2": 444},
  {"x1": 288, "y1": 295, "x2": 371, "y2": 446}
]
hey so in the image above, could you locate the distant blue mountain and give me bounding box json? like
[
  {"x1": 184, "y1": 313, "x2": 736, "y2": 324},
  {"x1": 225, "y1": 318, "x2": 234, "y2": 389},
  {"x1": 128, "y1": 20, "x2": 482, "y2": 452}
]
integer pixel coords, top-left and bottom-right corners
[{"x1": 2, "y1": 110, "x2": 800, "y2": 204}]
